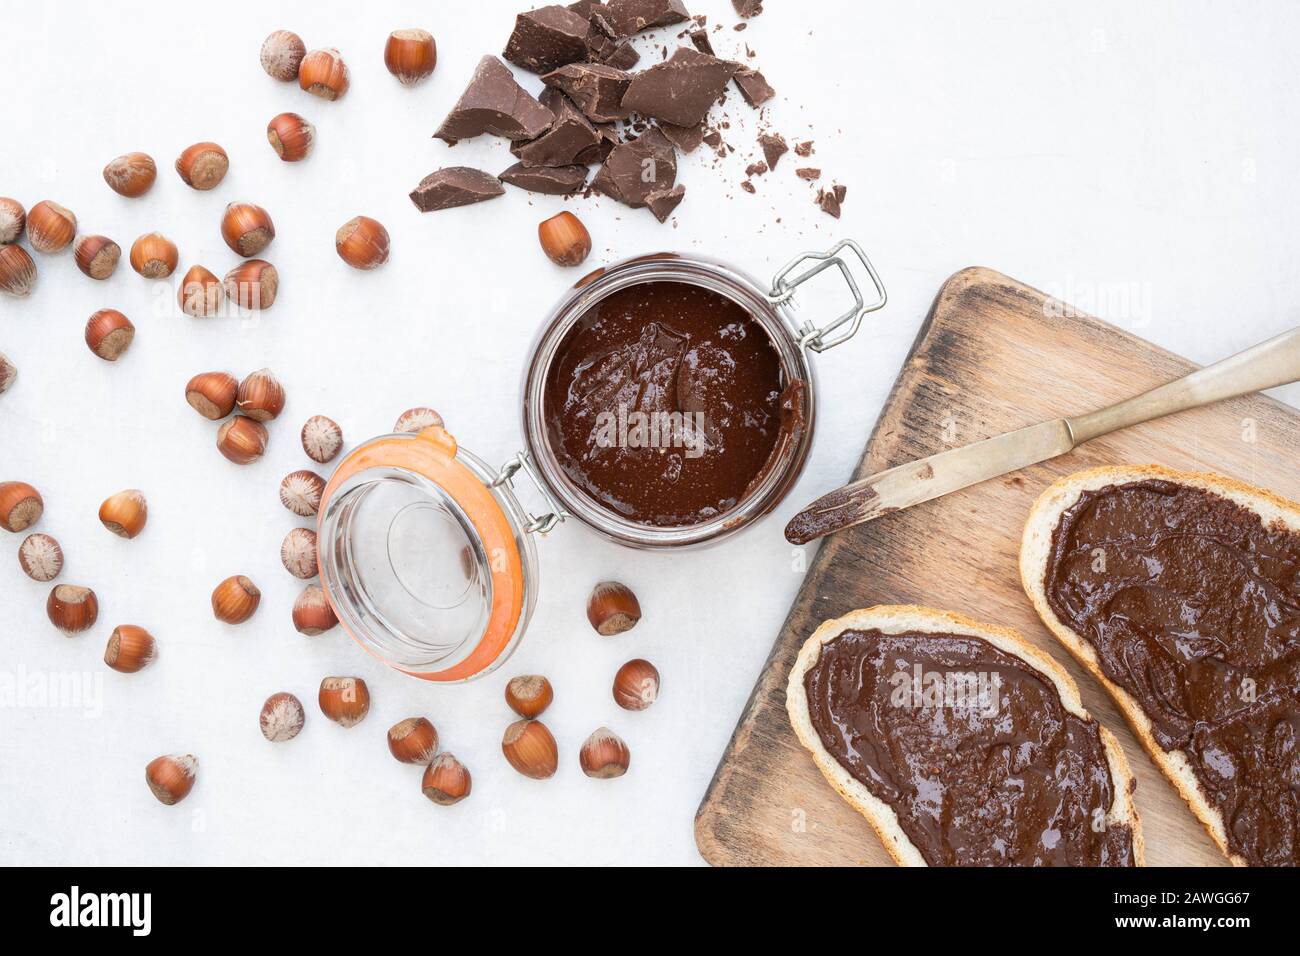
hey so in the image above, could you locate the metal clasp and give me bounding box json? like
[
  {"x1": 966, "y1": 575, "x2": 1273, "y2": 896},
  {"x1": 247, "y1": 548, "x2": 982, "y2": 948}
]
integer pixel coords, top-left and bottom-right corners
[
  {"x1": 768, "y1": 239, "x2": 887, "y2": 353},
  {"x1": 493, "y1": 450, "x2": 567, "y2": 535}
]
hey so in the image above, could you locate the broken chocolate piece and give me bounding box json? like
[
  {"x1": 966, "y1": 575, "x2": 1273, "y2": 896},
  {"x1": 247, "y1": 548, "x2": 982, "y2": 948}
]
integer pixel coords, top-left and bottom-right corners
[
  {"x1": 795, "y1": 167, "x2": 820, "y2": 180},
  {"x1": 658, "y1": 119, "x2": 705, "y2": 153},
  {"x1": 435, "y1": 55, "x2": 555, "y2": 144},
  {"x1": 605, "y1": 0, "x2": 691, "y2": 36},
  {"x1": 732, "y1": 0, "x2": 763, "y2": 16},
  {"x1": 592, "y1": 127, "x2": 677, "y2": 207},
  {"x1": 504, "y1": 5, "x2": 591, "y2": 74},
  {"x1": 601, "y1": 40, "x2": 640, "y2": 69},
  {"x1": 575, "y1": 123, "x2": 622, "y2": 163},
  {"x1": 733, "y1": 68, "x2": 774, "y2": 107},
  {"x1": 585, "y1": 8, "x2": 642, "y2": 68},
  {"x1": 745, "y1": 160, "x2": 767, "y2": 176},
  {"x1": 645, "y1": 183, "x2": 685, "y2": 221},
  {"x1": 621, "y1": 46, "x2": 738, "y2": 127},
  {"x1": 740, "y1": 180, "x2": 755, "y2": 194},
  {"x1": 758, "y1": 131, "x2": 787, "y2": 168},
  {"x1": 794, "y1": 139, "x2": 814, "y2": 156},
  {"x1": 688, "y1": 27, "x2": 714, "y2": 55},
  {"x1": 515, "y1": 87, "x2": 602, "y2": 167},
  {"x1": 815, "y1": 187, "x2": 840, "y2": 218},
  {"x1": 410, "y1": 167, "x2": 506, "y2": 211},
  {"x1": 500, "y1": 162, "x2": 589, "y2": 194},
  {"x1": 542, "y1": 62, "x2": 632, "y2": 123}
]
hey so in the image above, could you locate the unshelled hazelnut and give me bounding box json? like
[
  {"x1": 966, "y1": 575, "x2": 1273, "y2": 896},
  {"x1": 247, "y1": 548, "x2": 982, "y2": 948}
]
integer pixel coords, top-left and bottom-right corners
[
  {"x1": 335, "y1": 216, "x2": 389, "y2": 270},
  {"x1": 384, "y1": 29, "x2": 437, "y2": 86},
  {"x1": 300, "y1": 416, "x2": 342, "y2": 463},
  {"x1": 178, "y1": 265, "x2": 223, "y2": 317},
  {"x1": 299, "y1": 48, "x2": 350, "y2": 100},
  {"x1": 394, "y1": 406, "x2": 443, "y2": 434},
  {"x1": 98, "y1": 489, "x2": 148, "y2": 538},
  {"x1": 145, "y1": 754, "x2": 196, "y2": 805},
  {"x1": 211, "y1": 574, "x2": 260, "y2": 624},
  {"x1": 0, "y1": 352, "x2": 14, "y2": 393},
  {"x1": 586, "y1": 581, "x2": 641, "y2": 635},
  {"x1": 281, "y1": 527, "x2": 318, "y2": 579},
  {"x1": 221, "y1": 202, "x2": 275, "y2": 257},
  {"x1": 217, "y1": 416, "x2": 268, "y2": 464},
  {"x1": 104, "y1": 624, "x2": 156, "y2": 673},
  {"x1": 26, "y1": 200, "x2": 76, "y2": 254},
  {"x1": 579, "y1": 727, "x2": 630, "y2": 778},
  {"x1": 538, "y1": 211, "x2": 591, "y2": 267},
  {"x1": 185, "y1": 371, "x2": 237, "y2": 419},
  {"x1": 318, "y1": 676, "x2": 370, "y2": 727},
  {"x1": 175, "y1": 142, "x2": 228, "y2": 190},
  {"x1": 73, "y1": 235, "x2": 121, "y2": 280},
  {"x1": 85, "y1": 309, "x2": 135, "y2": 361},
  {"x1": 501, "y1": 719, "x2": 558, "y2": 779},
  {"x1": 422, "y1": 752, "x2": 471, "y2": 805},
  {"x1": 267, "y1": 112, "x2": 315, "y2": 162},
  {"x1": 102, "y1": 152, "x2": 157, "y2": 198},
  {"x1": 129, "y1": 232, "x2": 178, "y2": 278},
  {"x1": 292, "y1": 584, "x2": 337, "y2": 635},
  {"x1": 0, "y1": 197, "x2": 24, "y2": 243},
  {"x1": 259, "y1": 692, "x2": 305, "y2": 742},
  {"x1": 613, "y1": 658, "x2": 660, "y2": 711},
  {"x1": 0, "y1": 245, "x2": 36, "y2": 297},
  {"x1": 47, "y1": 584, "x2": 98, "y2": 635},
  {"x1": 0, "y1": 481, "x2": 43, "y2": 532},
  {"x1": 387, "y1": 716, "x2": 438, "y2": 764},
  {"x1": 260, "y1": 30, "x2": 306, "y2": 81},
  {"x1": 236, "y1": 368, "x2": 285, "y2": 421},
  {"x1": 223, "y1": 260, "x2": 278, "y2": 310},
  {"x1": 18, "y1": 533, "x2": 62, "y2": 581},
  {"x1": 279, "y1": 469, "x2": 325, "y2": 517},
  {"x1": 505, "y1": 675, "x2": 553, "y2": 719}
]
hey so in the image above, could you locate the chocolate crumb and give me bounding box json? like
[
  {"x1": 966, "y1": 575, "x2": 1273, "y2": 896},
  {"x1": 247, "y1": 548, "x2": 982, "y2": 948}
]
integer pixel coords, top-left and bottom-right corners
[
  {"x1": 758, "y1": 132, "x2": 788, "y2": 168},
  {"x1": 740, "y1": 180, "x2": 756, "y2": 194},
  {"x1": 795, "y1": 167, "x2": 821, "y2": 180},
  {"x1": 794, "y1": 139, "x2": 815, "y2": 156},
  {"x1": 732, "y1": 0, "x2": 763, "y2": 16}
]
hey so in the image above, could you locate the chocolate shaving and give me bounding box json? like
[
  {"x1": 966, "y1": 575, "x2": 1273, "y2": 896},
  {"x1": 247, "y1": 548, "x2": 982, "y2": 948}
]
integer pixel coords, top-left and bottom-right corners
[
  {"x1": 758, "y1": 132, "x2": 787, "y2": 168},
  {"x1": 621, "y1": 47, "x2": 738, "y2": 127},
  {"x1": 503, "y1": 5, "x2": 591, "y2": 74},
  {"x1": 500, "y1": 162, "x2": 590, "y2": 194},
  {"x1": 434, "y1": 56, "x2": 555, "y2": 144},
  {"x1": 740, "y1": 180, "x2": 756, "y2": 194},
  {"x1": 410, "y1": 167, "x2": 506, "y2": 211},
  {"x1": 541, "y1": 62, "x2": 632, "y2": 123}
]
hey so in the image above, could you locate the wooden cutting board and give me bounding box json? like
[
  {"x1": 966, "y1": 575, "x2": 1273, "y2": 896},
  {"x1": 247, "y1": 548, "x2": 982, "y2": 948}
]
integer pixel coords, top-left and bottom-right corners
[{"x1": 695, "y1": 266, "x2": 1300, "y2": 867}]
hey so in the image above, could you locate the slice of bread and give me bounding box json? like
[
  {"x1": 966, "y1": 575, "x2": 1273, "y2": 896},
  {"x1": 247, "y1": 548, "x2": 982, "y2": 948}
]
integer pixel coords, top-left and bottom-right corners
[
  {"x1": 786, "y1": 604, "x2": 1143, "y2": 866},
  {"x1": 1019, "y1": 464, "x2": 1300, "y2": 867}
]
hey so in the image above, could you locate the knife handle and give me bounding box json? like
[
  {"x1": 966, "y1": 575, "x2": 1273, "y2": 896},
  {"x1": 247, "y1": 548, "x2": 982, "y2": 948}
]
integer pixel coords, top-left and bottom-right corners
[{"x1": 1068, "y1": 325, "x2": 1300, "y2": 444}]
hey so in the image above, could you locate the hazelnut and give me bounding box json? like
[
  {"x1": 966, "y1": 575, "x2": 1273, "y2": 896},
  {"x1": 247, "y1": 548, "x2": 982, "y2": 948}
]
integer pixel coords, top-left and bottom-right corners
[
  {"x1": 236, "y1": 368, "x2": 285, "y2": 421},
  {"x1": 145, "y1": 755, "x2": 197, "y2": 805},
  {"x1": 102, "y1": 152, "x2": 157, "y2": 198},
  {"x1": 0, "y1": 351, "x2": 14, "y2": 393},
  {"x1": 292, "y1": 584, "x2": 337, "y2": 635},
  {"x1": 211, "y1": 574, "x2": 260, "y2": 624},
  {"x1": 26, "y1": 201, "x2": 76, "y2": 254},
  {"x1": 259, "y1": 692, "x2": 305, "y2": 742},
  {"x1": 175, "y1": 142, "x2": 229, "y2": 190},
  {"x1": 538, "y1": 211, "x2": 591, "y2": 267},
  {"x1": 387, "y1": 716, "x2": 438, "y2": 764},
  {"x1": 129, "y1": 232, "x2": 179, "y2": 278},
  {"x1": 223, "y1": 259, "x2": 278, "y2": 310},
  {"x1": 505, "y1": 675, "x2": 553, "y2": 719},
  {"x1": 178, "y1": 265, "x2": 224, "y2": 317},
  {"x1": 394, "y1": 406, "x2": 443, "y2": 434},
  {"x1": 267, "y1": 112, "x2": 315, "y2": 162},
  {"x1": 300, "y1": 415, "x2": 342, "y2": 463},
  {"x1": 579, "y1": 727, "x2": 630, "y2": 778},
  {"x1": 221, "y1": 202, "x2": 275, "y2": 257},
  {"x1": 422, "y1": 752, "x2": 471, "y2": 805},
  {"x1": 0, "y1": 481, "x2": 43, "y2": 531},
  {"x1": 47, "y1": 584, "x2": 98, "y2": 635},
  {"x1": 0, "y1": 245, "x2": 36, "y2": 297},
  {"x1": 185, "y1": 371, "x2": 238, "y2": 419},
  {"x1": 501, "y1": 719, "x2": 558, "y2": 779},
  {"x1": 318, "y1": 676, "x2": 370, "y2": 727},
  {"x1": 260, "y1": 30, "x2": 306, "y2": 81},
  {"x1": 384, "y1": 29, "x2": 437, "y2": 86},
  {"x1": 613, "y1": 658, "x2": 660, "y2": 711},
  {"x1": 217, "y1": 416, "x2": 268, "y2": 464},
  {"x1": 281, "y1": 527, "x2": 318, "y2": 579},
  {"x1": 104, "y1": 624, "x2": 156, "y2": 673},
  {"x1": 299, "y1": 48, "x2": 350, "y2": 100},
  {"x1": 98, "y1": 488, "x2": 148, "y2": 538},
  {"x1": 0, "y1": 197, "x2": 25, "y2": 243},
  {"x1": 335, "y1": 216, "x2": 389, "y2": 270},
  {"x1": 279, "y1": 469, "x2": 325, "y2": 517},
  {"x1": 18, "y1": 533, "x2": 62, "y2": 581},
  {"x1": 73, "y1": 235, "x2": 121, "y2": 280},
  {"x1": 85, "y1": 309, "x2": 135, "y2": 361},
  {"x1": 586, "y1": 581, "x2": 641, "y2": 636}
]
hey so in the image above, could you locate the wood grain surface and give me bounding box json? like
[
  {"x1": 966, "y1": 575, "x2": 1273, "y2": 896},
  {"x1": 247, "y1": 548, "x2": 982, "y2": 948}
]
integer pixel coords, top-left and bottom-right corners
[{"x1": 695, "y1": 266, "x2": 1300, "y2": 866}]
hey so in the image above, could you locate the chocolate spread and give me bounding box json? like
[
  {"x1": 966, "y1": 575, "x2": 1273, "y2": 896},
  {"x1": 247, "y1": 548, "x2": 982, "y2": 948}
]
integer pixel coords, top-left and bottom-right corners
[
  {"x1": 543, "y1": 280, "x2": 805, "y2": 526},
  {"x1": 804, "y1": 628, "x2": 1135, "y2": 866},
  {"x1": 1044, "y1": 479, "x2": 1300, "y2": 866}
]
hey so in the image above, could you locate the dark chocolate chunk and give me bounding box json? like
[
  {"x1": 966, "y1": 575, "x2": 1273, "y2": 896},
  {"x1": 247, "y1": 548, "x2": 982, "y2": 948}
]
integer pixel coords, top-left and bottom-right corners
[
  {"x1": 410, "y1": 167, "x2": 506, "y2": 211},
  {"x1": 575, "y1": 123, "x2": 622, "y2": 163},
  {"x1": 500, "y1": 162, "x2": 590, "y2": 194},
  {"x1": 658, "y1": 119, "x2": 705, "y2": 153},
  {"x1": 688, "y1": 27, "x2": 714, "y2": 55},
  {"x1": 515, "y1": 88, "x2": 602, "y2": 167},
  {"x1": 601, "y1": 40, "x2": 641, "y2": 69},
  {"x1": 732, "y1": 68, "x2": 774, "y2": 107},
  {"x1": 794, "y1": 139, "x2": 814, "y2": 156},
  {"x1": 795, "y1": 167, "x2": 820, "y2": 180},
  {"x1": 645, "y1": 183, "x2": 685, "y2": 221},
  {"x1": 434, "y1": 56, "x2": 555, "y2": 144},
  {"x1": 605, "y1": 0, "x2": 691, "y2": 36},
  {"x1": 621, "y1": 47, "x2": 738, "y2": 127},
  {"x1": 541, "y1": 62, "x2": 632, "y2": 123},
  {"x1": 592, "y1": 127, "x2": 677, "y2": 207},
  {"x1": 758, "y1": 131, "x2": 787, "y2": 168},
  {"x1": 504, "y1": 5, "x2": 591, "y2": 74},
  {"x1": 732, "y1": 0, "x2": 763, "y2": 16}
]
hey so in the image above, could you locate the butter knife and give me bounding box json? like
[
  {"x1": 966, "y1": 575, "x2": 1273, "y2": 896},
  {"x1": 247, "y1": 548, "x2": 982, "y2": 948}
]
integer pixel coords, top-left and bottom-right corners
[{"x1": 785, "y1": 324, "x2": 1300, "y2": 544}]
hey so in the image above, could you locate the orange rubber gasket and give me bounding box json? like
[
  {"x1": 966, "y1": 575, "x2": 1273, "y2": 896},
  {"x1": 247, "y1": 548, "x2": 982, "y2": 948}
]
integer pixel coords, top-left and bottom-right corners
[{"x1": 317, "y1": 426, "x2": 525, "y2": 682}]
